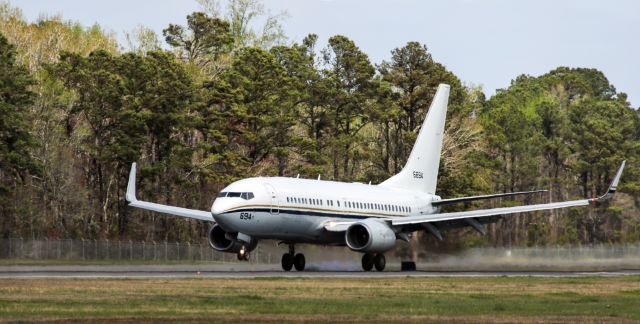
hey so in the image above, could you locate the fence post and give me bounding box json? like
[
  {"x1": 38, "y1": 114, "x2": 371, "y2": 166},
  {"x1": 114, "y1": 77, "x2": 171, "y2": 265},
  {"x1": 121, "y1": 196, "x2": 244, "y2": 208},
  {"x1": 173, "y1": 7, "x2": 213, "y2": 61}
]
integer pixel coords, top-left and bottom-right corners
[
  {"x1": 118, "y1": 240, "x2": 122, "y2": 260},
  {"x1": 165, "y1": 241, "x2": 168, "y2": 261},
  {"x1": 142, "y1": 241, "x2": 145, "y2": 260},
  {"x1": 187, "y1": 242, "x2": 191, "y2": 261},
  {"x1": 57, "y1": 239, "x2": 61, "y2": 259},
  {"x1": 176, "y1": 242, "x2": 180, "y2": 260},
  {"x1": 19, "y1": 237, "x2": 24, "y2": 259},
  {"x1": 153, "y1": 241, "x2": 157, "y2": 261},
  {"x1": 8, "y1": 237, "x2": 12, "y2": 259},
  {"x1": 129, "y1": 240, "x2": 133, "y2": 261},
  {"x1": 82, "y1": 239, "x2": 85, "y2": 260},
  {"x1": 105, "y1": 239, "x2": 109, "y2": 260},
  {"x1": 94, "y1": 240, "x2": 97, "y2": 260}
]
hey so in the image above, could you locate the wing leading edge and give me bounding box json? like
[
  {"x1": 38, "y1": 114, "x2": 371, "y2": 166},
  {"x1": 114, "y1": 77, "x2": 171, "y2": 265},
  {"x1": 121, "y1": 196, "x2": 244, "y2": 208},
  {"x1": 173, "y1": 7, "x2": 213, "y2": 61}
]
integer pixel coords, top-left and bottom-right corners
[
  {"x1": 126, "y1": 163, "x2": 214, "y2": 222},
  {"x1": 392, "y1": 161, "x2": 626, "y2": 226}
]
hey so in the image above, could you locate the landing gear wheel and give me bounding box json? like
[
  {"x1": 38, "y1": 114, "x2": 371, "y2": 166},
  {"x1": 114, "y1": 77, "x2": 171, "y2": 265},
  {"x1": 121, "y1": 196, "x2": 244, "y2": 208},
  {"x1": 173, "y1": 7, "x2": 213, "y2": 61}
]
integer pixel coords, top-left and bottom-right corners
[
  {"x1": 294, "y1": 253, "x2": 306, "y2": 271},
  {"x1": 361, "y1": 253, "x2": 374, "y2": 271},
  {"x1": 281, "y1": 253, "x2": 294, "y2": 271},
  {"x1": 374, "y1": 253, "x2": 386, "y2": 271}
]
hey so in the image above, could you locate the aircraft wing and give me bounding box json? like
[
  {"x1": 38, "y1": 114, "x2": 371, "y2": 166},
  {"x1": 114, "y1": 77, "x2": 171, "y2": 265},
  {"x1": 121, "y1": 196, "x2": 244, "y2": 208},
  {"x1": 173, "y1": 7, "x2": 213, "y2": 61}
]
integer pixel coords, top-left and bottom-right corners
[
  {"x1": 126, "y1": 163, "x2": 214, "y2": 222},
  {"x1": 392, "y1": 161, "x2": 625, "y2": 226}
]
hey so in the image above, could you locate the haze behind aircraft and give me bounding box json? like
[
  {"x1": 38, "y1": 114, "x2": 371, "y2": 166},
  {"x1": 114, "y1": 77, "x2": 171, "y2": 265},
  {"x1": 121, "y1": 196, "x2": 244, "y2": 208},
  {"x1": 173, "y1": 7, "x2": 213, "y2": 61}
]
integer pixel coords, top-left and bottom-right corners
[{"x1": 126, "y1": 84, "x2": 626, "y2": 271}]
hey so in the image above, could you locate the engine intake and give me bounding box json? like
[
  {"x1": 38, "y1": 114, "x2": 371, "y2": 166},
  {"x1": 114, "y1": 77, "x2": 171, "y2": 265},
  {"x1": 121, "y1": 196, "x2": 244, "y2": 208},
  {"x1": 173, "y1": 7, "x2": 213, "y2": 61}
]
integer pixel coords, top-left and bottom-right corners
[
  {"x1": 208, "y1": 224, "x2": 256, "y2": 253},
  {"x1": 345, "y1": 219, "x2": 396, "y2": 253}
]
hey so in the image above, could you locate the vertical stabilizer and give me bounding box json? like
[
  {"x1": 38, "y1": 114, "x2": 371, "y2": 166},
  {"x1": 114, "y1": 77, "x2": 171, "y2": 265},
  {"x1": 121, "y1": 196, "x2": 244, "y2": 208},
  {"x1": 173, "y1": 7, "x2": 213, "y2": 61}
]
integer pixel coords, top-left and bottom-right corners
[{"x1": 380, "y1": 84, "x2": 450, "y2": 194}]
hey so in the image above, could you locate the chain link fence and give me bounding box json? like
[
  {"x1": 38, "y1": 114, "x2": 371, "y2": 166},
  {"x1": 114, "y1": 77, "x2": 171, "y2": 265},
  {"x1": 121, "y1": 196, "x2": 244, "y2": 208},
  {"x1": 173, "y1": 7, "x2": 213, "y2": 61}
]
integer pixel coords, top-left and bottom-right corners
[
  {"x1": 0, "y1": 238, "x2": 279, "y2": 264},
  {"x1": 2, "y1": 238, "x2": 640, "y2": 269}
]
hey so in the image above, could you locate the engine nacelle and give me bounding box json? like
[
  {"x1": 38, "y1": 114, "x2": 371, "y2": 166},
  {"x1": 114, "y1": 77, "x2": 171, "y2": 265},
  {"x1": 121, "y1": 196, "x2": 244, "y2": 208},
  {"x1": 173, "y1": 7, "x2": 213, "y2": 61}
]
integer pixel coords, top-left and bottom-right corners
[
  {"x1": 345, "y1": 219, "x2": 396, "y2": 253},
  {"x1": 208, "y1": 224, "x2": 256, "y2": 253}
]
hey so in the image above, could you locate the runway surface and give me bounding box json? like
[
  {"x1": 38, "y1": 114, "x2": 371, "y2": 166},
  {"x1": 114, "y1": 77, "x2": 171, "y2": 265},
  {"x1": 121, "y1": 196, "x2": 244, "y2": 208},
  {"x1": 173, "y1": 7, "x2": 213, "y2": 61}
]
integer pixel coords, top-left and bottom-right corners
[{"x1": 1, "y1": 264, "x2": 639, "y2": 278}]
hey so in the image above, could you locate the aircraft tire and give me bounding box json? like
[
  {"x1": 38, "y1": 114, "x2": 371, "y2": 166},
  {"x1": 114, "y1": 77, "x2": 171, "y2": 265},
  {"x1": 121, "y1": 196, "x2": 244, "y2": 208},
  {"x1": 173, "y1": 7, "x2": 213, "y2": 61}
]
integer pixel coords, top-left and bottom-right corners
[
  {"x1": 294, "y1": 253, "x2": 306, "y2": 271},
  {"x1": 374, "y1": 253, "x2": 386, "y2": 271},
  {"x1": 281, "y1": 253, "x2": 294, "y2": 271},
  {"x1": 362, "y1": 253, "x2": 374, "y2": 271}
]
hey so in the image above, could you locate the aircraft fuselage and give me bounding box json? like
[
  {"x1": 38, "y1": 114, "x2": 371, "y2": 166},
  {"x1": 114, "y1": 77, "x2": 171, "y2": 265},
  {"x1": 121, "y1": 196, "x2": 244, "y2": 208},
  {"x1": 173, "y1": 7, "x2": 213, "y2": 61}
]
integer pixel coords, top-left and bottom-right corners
[{"x1": 211, "y1": 177, "x2": 441, "y2": 245}]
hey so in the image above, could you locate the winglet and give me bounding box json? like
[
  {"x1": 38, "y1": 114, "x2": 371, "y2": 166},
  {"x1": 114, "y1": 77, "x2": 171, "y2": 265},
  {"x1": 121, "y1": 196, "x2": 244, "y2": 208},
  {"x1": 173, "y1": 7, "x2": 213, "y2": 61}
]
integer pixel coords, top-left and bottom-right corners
[
  {"x1": 594, "y1": 160, "x2": 626, "y2": 203},
  {"x1": 126, "y1": 162, "x2": 138, "y2": 203}
]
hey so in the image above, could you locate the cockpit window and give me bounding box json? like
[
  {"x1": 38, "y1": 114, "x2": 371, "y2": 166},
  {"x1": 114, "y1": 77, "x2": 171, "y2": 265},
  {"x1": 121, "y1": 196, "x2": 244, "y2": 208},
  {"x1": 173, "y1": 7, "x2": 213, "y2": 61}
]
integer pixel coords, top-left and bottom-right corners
[
  {"x1": 218, "y1": 192, "x2": 254, "y2": 200},
  {"x1": 241, "y1": 192, "x2": 254, "y2": 200}
]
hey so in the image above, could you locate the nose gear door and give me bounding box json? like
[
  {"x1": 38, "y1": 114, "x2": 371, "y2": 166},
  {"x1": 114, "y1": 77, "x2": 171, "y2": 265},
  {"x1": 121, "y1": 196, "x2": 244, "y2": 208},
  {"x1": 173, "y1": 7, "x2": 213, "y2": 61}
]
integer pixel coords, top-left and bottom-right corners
[{"x1": 264, "y1": 183, "x2": 279, "y2": 215}]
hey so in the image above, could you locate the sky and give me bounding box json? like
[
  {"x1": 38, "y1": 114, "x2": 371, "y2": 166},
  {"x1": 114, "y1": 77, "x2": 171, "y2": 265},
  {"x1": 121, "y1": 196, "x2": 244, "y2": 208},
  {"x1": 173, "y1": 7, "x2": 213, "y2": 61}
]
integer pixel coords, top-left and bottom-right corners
[{"x1": 15, "y1": 0, "x2": 640, "y2": 107}]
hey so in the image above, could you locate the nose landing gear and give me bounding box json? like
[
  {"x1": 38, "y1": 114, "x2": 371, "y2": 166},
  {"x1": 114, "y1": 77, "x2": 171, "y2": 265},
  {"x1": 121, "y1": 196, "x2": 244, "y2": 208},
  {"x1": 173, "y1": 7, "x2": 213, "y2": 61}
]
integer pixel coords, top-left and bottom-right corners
[
  {"x1": 281, "y1": 244, "x2": 305, "y2": 271},
  {"x1": 361, "y1": 253, "x2": 386, "y2": 271},
  {"x1": 236, "y1": 245, "x2": 250, "y2": 261}
]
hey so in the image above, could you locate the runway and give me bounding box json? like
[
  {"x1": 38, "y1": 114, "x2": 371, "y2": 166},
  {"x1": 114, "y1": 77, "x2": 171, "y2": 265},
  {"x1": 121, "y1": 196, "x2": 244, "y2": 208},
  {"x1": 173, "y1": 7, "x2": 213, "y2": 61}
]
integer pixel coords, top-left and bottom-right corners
[{"x1": 1, "y1": 264, "x2": 639, "y2": 278}]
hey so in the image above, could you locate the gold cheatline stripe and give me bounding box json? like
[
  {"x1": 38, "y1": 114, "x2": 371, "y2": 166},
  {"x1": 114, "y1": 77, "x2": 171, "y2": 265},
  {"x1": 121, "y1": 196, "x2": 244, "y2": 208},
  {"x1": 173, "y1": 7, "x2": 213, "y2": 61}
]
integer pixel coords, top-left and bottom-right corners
[{"x1": 224, "y1": 204, "x2": 404, "y2": 218}]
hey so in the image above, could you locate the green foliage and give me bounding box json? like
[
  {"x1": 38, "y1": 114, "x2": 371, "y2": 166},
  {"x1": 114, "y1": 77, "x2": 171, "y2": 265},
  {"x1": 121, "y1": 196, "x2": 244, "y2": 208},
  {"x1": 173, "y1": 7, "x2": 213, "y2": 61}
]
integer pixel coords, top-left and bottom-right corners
[
  {"x1": 0, "y1": 32, "x2": 41, "y2": 236},
  {"x1": 1, "y1": 4, "x2": 639, "y2": 246},
  {"x1": 163, "y1": 12, "x2": 233, "y2": 71}
]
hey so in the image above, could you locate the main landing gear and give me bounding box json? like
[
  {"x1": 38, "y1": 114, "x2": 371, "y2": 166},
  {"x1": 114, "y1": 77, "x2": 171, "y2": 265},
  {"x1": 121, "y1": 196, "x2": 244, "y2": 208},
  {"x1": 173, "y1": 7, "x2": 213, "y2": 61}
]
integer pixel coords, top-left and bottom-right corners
[
  {"x1": 361, "y1": 253, "x2": 386, "y2": 271},
  {"x1": 237, "y1": 245, "x2": 250, "y2": 261},
  {"x1": 281, "y1": 244, "x2": 305, "y2": 271}
]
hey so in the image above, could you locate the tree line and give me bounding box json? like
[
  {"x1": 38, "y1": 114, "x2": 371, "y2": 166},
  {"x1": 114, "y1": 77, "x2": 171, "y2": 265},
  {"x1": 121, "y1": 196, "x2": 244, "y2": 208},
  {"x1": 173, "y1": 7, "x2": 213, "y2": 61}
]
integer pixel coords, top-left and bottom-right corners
[{"x1": 1, "y1": 1, "x2": 639, "y2": 248}]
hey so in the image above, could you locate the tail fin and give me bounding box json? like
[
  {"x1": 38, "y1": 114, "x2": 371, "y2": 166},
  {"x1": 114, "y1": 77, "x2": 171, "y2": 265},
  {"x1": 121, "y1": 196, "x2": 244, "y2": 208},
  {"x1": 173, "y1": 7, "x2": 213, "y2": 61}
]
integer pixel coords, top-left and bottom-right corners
[{"x1": 379, "y1": 83, "x2": 450, "y2": 194}]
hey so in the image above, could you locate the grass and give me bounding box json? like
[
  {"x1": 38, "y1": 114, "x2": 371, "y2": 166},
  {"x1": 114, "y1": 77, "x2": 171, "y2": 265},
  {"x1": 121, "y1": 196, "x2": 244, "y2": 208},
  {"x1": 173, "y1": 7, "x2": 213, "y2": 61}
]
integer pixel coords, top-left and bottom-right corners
[{"x1": 1, "y1": 276, "x2": 639, "y2": 322}]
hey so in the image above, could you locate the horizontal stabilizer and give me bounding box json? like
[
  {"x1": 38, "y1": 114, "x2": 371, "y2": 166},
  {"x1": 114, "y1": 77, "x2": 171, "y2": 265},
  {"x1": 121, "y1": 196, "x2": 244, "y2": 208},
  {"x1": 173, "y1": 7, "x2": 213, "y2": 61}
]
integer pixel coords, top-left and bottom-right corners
[{"x1": 432, "y1": 190, "x2": 548, "y2": 207}]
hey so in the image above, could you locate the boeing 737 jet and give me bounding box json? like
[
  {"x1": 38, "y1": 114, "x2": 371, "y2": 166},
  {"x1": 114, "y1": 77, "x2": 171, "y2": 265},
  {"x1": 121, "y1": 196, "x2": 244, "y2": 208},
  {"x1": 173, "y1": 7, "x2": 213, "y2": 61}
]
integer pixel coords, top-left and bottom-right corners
[{"x1": 126, "y1": 84, "x2": 625, "y2": 271}]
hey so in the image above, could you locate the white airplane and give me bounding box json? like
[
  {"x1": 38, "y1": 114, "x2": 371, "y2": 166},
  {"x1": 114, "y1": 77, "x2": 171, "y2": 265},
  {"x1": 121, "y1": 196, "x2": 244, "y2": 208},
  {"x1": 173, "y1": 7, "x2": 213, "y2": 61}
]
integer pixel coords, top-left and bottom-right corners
[{"x1": 126, "y1": 84, "x2": 625, "y2": 272}]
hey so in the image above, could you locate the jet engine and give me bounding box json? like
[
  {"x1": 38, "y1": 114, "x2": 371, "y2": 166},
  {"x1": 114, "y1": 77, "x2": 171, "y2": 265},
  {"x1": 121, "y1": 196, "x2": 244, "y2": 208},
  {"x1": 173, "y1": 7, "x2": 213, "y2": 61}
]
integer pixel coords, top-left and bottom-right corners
[
  {"x1": 345, "y1": 219, "x2": 396, "y2": 253},
  {"x1": 208, "y1": 224, "x2": 256, "y2": 253}
]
